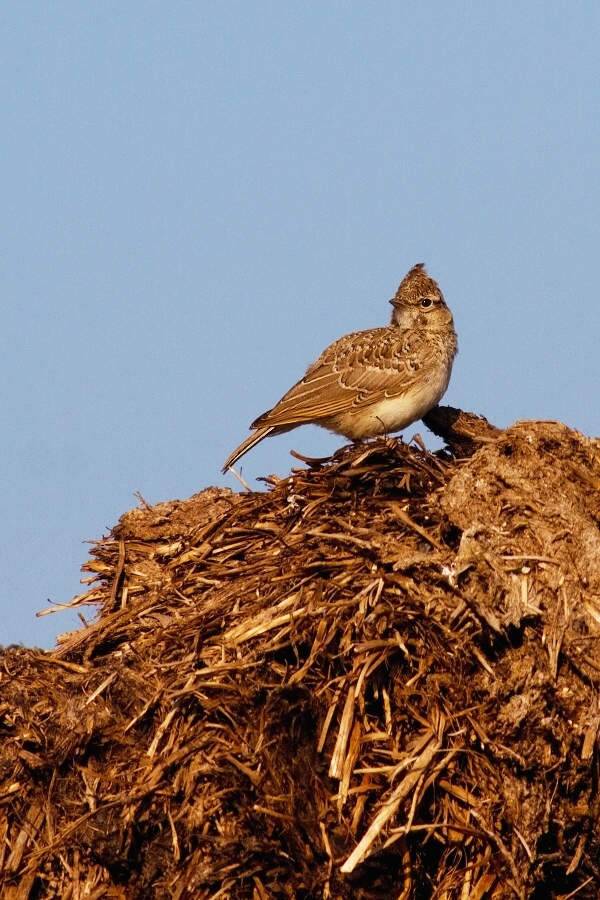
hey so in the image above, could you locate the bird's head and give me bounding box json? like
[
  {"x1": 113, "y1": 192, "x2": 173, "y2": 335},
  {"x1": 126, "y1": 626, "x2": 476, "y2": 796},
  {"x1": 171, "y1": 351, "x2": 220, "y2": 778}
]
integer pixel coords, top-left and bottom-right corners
[{"x1": 389, "y1": 263, "x2": 454, "y2": 330}]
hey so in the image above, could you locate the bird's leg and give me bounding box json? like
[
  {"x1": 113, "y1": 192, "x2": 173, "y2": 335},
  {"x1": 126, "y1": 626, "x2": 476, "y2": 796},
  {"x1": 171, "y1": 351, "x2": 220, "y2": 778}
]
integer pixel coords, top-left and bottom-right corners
[{"x1": 374, "y1": 417, "x2": 394, "y2": 445}]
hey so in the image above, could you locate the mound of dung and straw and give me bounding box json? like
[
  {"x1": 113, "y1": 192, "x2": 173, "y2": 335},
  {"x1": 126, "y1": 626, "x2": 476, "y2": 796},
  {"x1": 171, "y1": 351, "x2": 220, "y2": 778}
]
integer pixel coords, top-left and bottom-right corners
[{"x1": 3, "y1": 408, "x2": 600, "y2": 900}]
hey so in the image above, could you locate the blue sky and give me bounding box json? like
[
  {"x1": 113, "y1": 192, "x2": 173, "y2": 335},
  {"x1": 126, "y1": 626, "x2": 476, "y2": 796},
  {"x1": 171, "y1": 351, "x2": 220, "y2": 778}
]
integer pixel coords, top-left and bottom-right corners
[{"x1": 1, "y1": 3, "x2": 599, "y2": 648}]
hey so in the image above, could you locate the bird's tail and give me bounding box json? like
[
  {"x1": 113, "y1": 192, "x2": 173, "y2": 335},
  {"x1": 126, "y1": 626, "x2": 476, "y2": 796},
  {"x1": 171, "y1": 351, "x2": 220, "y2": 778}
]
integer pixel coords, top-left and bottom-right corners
[{"x1": 222, "y1": 426, "x2": 275, "y2": 473}]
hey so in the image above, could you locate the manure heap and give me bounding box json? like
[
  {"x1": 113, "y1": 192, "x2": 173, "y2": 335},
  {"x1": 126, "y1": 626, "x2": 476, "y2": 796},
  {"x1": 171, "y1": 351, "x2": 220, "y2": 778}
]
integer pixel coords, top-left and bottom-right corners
[{"x1": 2, "y1": 409, "x2": 600, "y2": 900}]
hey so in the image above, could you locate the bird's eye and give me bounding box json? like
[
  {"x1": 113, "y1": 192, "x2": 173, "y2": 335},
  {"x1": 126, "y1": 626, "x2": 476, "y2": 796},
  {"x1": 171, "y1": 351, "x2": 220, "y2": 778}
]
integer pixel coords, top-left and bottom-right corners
[{"x1": 420, "y1": 297, "x2": 433, "y2": 308}]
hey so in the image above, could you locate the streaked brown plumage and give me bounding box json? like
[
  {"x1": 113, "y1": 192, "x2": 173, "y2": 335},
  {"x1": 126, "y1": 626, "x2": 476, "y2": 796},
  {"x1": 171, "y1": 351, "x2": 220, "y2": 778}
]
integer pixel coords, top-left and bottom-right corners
[{"x1": 223, "y1": 264, "x2": 457, "y2": 472}]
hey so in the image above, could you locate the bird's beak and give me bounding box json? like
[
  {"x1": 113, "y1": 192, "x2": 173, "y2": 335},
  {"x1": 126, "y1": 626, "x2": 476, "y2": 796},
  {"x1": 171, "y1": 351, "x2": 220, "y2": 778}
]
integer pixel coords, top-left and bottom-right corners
[{"x1": 389, "y1": 297, "x2": 404, "y2": 309}]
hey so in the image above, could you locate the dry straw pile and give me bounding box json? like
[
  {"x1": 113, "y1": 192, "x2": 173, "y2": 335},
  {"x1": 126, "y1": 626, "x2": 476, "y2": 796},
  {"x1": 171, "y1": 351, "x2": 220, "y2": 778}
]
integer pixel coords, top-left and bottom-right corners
[{"x1": 2, "y1": 408, "x2": 600, "y2": 900}]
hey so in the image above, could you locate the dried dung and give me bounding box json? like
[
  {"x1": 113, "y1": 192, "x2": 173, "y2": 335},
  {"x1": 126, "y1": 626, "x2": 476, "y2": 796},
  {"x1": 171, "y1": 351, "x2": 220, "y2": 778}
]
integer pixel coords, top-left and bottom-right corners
[{"x1": 2, "y1": 407, "x2": 600, "y2": 900}]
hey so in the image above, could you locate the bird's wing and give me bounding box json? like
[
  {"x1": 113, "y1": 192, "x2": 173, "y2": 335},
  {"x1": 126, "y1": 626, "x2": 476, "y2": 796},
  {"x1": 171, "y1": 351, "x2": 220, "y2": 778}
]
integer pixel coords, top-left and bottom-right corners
[{"x1": 252, "y1": 328, "x2": 431, "y2": 428}]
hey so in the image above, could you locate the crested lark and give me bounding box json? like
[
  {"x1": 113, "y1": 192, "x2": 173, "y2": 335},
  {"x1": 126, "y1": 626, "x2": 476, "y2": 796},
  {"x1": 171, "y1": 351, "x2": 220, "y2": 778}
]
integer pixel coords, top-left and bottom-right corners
[{"x1": 223, "y1": 264, "x2": 457, "y2": 472}]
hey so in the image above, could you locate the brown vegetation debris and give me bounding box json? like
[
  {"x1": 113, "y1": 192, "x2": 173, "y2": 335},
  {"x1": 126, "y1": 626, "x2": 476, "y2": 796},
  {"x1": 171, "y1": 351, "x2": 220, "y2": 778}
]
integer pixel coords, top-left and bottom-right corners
[{"x1": 2, "y1": 407, "x2": 600, "y2": 899}]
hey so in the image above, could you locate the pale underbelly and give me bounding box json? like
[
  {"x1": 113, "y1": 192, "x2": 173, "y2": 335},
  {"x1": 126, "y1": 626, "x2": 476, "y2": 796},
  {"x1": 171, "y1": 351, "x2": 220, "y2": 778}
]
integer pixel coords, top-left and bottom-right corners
[{"x1": 322, "y1": 371, "x2": 451, "y2": 440}]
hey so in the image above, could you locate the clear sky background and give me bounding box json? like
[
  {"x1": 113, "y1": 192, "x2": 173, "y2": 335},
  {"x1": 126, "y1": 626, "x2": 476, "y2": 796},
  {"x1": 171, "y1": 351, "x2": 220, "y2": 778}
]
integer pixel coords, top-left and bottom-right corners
[{"x1": 1, "y1": 3, "x2": 599, "y2": 649}]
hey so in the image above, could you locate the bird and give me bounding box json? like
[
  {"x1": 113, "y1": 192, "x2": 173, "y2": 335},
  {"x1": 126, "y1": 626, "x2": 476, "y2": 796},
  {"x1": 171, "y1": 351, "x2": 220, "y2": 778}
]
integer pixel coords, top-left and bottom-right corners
[{"x1": 223, "y1": 264, "x2": 457, "y2": 472}]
